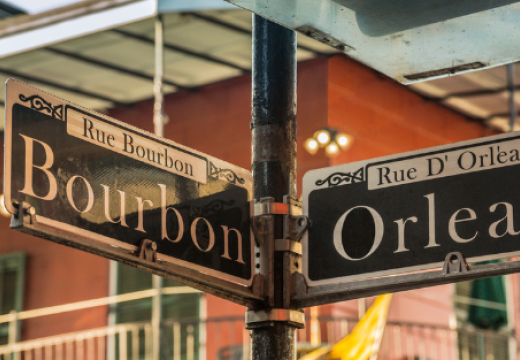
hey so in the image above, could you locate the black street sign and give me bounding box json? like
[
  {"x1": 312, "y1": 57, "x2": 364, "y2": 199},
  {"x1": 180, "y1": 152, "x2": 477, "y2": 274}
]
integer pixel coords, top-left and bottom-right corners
[
  {"x1": 4, "y1": 79, "x2": 255, "y2": 289},
  {"x1": 303, "y1": 131, "x2": 520, "y2": 286}
]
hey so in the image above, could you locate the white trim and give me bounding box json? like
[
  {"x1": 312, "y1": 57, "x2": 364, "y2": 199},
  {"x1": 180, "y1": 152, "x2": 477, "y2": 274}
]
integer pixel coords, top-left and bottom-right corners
[
  {"x1": 0, "y1": 286, "x2": 200, "y2": 324},
  {"x1": 158, "y1": 0, "x2": 236, "y2": 12},
  {"x1": 0, "y1": 0, "x2": 157, "y2": 58}
]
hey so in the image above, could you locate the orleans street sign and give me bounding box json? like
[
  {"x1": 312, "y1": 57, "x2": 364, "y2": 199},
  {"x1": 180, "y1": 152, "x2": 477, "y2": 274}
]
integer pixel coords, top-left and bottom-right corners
[
  {"x1": 4, "y1": 79, "x2": 254, "y2": 287},
  {"x1": 303, "y1": 131, "x2": 520, "y2": 286}
]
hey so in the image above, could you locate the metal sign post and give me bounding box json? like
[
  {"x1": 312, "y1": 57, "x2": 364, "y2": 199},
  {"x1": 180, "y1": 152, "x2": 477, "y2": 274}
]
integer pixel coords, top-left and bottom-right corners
[{"x1": 246, "y1": 15, "x2": 304, "y2": 360}]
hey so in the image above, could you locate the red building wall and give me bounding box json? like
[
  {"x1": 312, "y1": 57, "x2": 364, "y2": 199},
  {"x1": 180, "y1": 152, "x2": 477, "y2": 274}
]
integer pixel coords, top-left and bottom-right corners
[{"x1": 328, "y1": 55, "x2": 496, "y2": 166}]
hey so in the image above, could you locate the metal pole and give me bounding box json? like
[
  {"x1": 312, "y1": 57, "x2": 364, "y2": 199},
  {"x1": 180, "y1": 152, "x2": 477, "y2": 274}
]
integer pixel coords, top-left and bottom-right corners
[
  {"x1": 508, "y1": 63, "x2": 516, "y2": 132},
  {"x1": 249, "y1": 15, "x2": 299, "y2": 360},
  {"x1": 107, "y1": 261, "x2": 118, "y2": 360},
  {"x1": 504, "y1": 275, "x2": 517, "y2": 360},
  {"x1": 152, "y1": 275, "x2": 162, "y2": 360},
  {"x1": 153, "y1": 14, "x2": 166, "y2": 138},
  {"x1": 152, "y1": 15, "x2": 165, "y2": 360}
]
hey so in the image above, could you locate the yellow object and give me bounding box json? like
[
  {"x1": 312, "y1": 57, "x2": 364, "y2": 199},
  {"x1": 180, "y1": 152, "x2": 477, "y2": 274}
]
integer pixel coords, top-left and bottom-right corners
[
  {"x1": 298, "y1": 294, "x2": 392, "y2": 360},
  {"x1": 299, "y1": 345, "x2": 332, "y2": 360},
  {"x1": 327, "y1": 294, "x2": 393, "y2": 360}
]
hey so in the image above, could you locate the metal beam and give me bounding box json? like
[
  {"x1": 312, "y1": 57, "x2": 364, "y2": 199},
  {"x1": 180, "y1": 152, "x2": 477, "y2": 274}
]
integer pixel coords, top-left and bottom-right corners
[
  {"x1": 46, "y1": 47, "x2": 193, "y2": 92},
  {"x1": 188, "y1": 12, "x2": 329, "y2": 57},
  {"x1": 432, "y1": 85, "x2": 520, "y2": 101},
  {"x1": 0, "y1": 67, "x2": 126, "y2": 106},
  {"x1": 487, "y1": 110, "x2": 520, "y2": 120},
  {"x1": 0, "y1": 0, "x2": 156, "y2": 59},
  {"x1": 112, "y1": 29, "x2": 251, "y2": 73}
]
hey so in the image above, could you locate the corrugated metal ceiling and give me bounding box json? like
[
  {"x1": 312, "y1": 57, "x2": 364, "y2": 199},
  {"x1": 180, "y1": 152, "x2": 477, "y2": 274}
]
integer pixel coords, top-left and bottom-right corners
[
  {"x1": 0, "y1": 8, "x2": 335, "y2": 130},
  {"x1": 0, "y1": 3, "x2": 517, "y2": 133}
]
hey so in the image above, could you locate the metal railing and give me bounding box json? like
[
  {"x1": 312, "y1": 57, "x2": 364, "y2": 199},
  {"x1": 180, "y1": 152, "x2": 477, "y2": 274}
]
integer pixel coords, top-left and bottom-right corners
[
  {"x1": 0, "y1": 316, "x2": 515, "y2": 360},
  {"x1": 0, "y1": 317, "x2": 246, "y2": 360},
  {"x1": 295, "y1": 317, "x2": 515, "y2": 360},
  {"x1": 0, "y1": 291, "x2": 515, "y2": 360}
]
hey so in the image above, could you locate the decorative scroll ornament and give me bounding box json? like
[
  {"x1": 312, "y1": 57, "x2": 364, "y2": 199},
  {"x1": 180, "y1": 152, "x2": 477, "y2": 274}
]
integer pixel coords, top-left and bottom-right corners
[
  {"x1": 19, "y1": 94, "x2": 63, "y2": 120},
  {"x1": 185, "y1": 199, "x2": 236, "y2": 218},
  {"x1": 315, "y1": 167, "x2": 364, "y2": 187},
  {"x1": 208, "y1": 162, "x2": 245, "y2": 185}
]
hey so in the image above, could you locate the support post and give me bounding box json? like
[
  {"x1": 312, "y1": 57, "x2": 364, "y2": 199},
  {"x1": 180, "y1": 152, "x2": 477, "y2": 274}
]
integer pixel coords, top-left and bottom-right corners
[
  {"x1": 153, "y1": 14, "x2": 167, "y2": 138},
  {"x1": 248, "y1": 15, "x2": 301, "y2": 360},
  {"x1": 152, "y1": 15, "x2": 165, "y2": 360},
  {"x1": 508, "y1": 63, "x2": 516, "y2": 132},
  {"x1": 152, "y1": 275, "x2": 162, "y2": 360}
]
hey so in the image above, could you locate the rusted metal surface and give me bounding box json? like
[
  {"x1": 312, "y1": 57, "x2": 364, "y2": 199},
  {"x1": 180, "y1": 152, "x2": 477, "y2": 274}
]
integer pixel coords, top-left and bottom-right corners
[
  {"x1": 249, "y1": 14, "x2": 300, "y2": 360},
  {"x1": 250, "y1": 323, "x2": 297, "y2": 360}
]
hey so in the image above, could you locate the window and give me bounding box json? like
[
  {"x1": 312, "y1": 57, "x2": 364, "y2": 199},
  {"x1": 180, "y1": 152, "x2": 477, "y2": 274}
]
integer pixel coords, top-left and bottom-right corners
[
  {"x1": 115, "y1": 264, "x2": 202, "y2": 359},
  {"x1": 454, "y1": 277, "x2": 510, "y2": 360},
  {"x1": 0, "y1": 253, "x2": 25, "y2": 345}
]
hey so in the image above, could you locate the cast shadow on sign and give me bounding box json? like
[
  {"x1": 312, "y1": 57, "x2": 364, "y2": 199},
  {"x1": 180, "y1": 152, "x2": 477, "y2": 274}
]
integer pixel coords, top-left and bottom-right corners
[{"x1": 332, "y1": 0, "x2": 519, "y2": 37}]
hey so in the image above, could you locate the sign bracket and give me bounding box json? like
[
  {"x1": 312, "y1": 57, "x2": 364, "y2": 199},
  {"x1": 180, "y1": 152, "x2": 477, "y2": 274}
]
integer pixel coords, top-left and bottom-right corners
[
  {"x1": 251, "y1": 196, "x2": 309, "y2": 303},
  {"x1": 245, "y1": 308, "x2": 305, "y2": 328},
  {"x1": 10, "y1": 202, "x2": 266, "y2": 309},
  {"x1": 138, "y1": 240, "x2": 158, "y2": 263},
  {"x1": 443, "y1": 252, "x2": 469, "y2": 275},
  {"x1": 251, "y1": 197, "x2": 276, "y2": 308}
]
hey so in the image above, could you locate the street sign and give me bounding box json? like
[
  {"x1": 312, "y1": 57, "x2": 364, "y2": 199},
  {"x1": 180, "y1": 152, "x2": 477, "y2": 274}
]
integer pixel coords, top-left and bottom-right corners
[
  {"x1": 4, "y1": 79, "x2": 256, "y2": 293},
  {"x1": 226, "y1": 0, "x2": 520, "y2": 83},
  {"x1": 303, "y1": 131, "x2": 520, "y2": 286}
]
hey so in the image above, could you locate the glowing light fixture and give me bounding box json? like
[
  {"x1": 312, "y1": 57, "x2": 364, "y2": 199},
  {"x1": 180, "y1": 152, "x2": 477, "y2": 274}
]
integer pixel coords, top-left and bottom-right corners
[
  {"x1": 316, "y1": 130, "x2": 330, "y2": 145},
  {"x1": 325, "y1": 142, "x2": 339, "y2": 155},
  {"x1": 337, "y1": 133, "x2": 350, "y2": 147},
  {"x1": 0, "y1": 195, "x2": 10, "y2": 217},
  {"x1": 305, "y1": 128, "x2": 353, "y2": 157},
  {"x1": 304, "y1": 138, "x2": 319, "y2": 155}
]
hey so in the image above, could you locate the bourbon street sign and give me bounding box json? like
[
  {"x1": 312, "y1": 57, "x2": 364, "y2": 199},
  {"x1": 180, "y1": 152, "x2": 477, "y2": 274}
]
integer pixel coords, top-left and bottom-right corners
[
  {"x1": 4, "y1": 79, "x2": 256, "y2": 296},
  {"x1": 303, "y1": 131, "x2": 520, "y2": 286}
]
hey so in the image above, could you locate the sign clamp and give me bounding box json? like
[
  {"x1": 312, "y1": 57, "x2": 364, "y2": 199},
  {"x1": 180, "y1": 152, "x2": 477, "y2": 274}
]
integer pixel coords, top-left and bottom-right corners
[
  {"x1": 443, "y1": 252, "x2": 469, "y2": 275},
  {"x1": 138, "y1": 240, "x2": 158, "y2": 263},
  {"x1": 245, "y1": 308, "x2": 305, "y2": 328},
  {"x1": 252, "y1": 196, "x2": 308, "y2": 254},
  {"x1": 249, "y1": 196, "x2": 308, "y2": 327}
]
